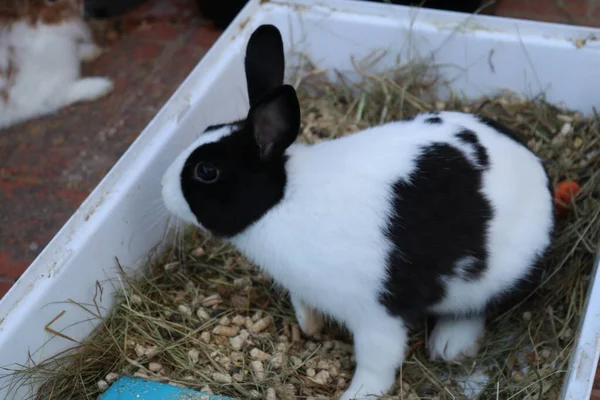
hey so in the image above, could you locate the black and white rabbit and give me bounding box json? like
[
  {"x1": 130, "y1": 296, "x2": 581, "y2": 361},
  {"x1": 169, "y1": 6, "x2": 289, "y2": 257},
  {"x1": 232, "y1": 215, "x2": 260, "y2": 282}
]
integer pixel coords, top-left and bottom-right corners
[{"x1": 161, "y1": 25, "x2": 555, "y2": 400}]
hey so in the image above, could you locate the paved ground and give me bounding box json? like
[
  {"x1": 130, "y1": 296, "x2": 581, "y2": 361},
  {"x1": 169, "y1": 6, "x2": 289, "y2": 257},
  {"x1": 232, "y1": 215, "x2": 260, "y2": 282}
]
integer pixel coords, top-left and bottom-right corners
[
  {"x1": 0, "y1": 0, "x2": 219, "y2": 295},
  {"x1": 0, "y1": 0, "x2": 599, "y2": 396}
]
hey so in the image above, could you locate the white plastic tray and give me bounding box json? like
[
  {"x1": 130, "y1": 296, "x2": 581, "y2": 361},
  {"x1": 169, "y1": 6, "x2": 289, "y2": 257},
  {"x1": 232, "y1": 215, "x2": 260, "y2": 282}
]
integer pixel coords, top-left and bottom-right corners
[{"x1": 1, "y1": 1, "x2": 599, "y2": 399}]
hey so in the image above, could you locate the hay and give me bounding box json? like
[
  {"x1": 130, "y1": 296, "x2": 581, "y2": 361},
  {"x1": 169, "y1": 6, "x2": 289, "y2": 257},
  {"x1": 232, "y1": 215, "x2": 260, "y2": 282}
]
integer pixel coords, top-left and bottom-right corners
[{"x1": 3, "y1": 62, "x2": 599, "y2": 400}]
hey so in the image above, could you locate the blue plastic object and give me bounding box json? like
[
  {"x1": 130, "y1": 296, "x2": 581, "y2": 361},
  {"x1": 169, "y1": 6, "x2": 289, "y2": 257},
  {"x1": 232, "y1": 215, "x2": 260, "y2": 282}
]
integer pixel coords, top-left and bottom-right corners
[{"x1": 99, "y1": 376, "x2": 232, "y2": 400}]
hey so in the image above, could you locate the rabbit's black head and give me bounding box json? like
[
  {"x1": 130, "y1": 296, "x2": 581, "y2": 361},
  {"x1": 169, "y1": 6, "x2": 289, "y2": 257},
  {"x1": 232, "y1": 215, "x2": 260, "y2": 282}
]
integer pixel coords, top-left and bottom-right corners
[{"x1": 161, "y1": 25, "x2": 301, "y2": 238}]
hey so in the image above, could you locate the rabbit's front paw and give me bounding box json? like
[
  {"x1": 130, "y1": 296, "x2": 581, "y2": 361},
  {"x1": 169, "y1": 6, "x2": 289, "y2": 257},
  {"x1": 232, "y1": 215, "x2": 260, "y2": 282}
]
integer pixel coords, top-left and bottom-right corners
[
  {"x1": 291, "y1": 295, "x2": 324, "y2": 337},
  {"x1": 340, "y1": 369, "x2": 395, "y2": 400},
  {"x1": 428, "y1": 316, "x2": 484, "y2": 361}
]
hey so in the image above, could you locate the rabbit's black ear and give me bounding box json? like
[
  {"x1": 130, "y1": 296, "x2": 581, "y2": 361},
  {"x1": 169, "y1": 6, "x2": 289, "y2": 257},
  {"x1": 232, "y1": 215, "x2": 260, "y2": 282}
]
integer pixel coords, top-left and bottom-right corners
[
  {"x1": 245, "y1": 24, "x2": 285, "y2": 107},
  {"x1": 249, "y1": 85, "x2": 300, "y2": 161}
]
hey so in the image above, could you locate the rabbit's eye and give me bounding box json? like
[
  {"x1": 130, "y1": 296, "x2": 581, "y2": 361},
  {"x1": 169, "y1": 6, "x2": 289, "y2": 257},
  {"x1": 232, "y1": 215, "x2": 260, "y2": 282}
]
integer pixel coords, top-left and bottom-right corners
[{"x1": 194, "y1": 163, "x2": 219, "y2": 184}]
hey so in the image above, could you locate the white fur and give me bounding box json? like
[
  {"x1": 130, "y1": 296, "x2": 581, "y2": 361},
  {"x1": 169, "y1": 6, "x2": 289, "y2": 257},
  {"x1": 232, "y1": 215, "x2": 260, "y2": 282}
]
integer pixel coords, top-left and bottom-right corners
[
  {"x1": 0, "y1": 18, "x2": 112, "y2": 130},
  {"x1": 428, "y1": 315, "x2": 485, "y2": 360},
  {"x1": 162, "y1": 111, "x2": 553, "y2": 399},
  {"x1": 291, "y1": 294, "x2": 325, "y2": 336}
]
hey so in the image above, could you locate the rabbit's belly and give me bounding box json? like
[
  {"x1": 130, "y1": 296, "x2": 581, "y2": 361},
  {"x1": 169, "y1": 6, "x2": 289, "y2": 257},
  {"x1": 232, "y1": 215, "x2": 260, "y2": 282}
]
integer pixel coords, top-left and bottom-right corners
[
  {"x1": 234, "y1": 230, "x2": 390, "y2": 324},
  {"x1": 255, "y1": 247, "x2": 391, "y2": 324},
  {"x1": 283, "y1": 275, "x2": 385, "y2": 325},
  {"x1": 233, "y1": 190, "x2": 397, "y2": 323}
]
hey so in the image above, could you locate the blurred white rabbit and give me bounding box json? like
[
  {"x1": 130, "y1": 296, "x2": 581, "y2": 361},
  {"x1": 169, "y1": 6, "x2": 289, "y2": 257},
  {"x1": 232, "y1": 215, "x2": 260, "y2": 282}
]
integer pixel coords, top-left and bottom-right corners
[{"x1": 0, "y1": 0, "x2": 113, "y2": 130}]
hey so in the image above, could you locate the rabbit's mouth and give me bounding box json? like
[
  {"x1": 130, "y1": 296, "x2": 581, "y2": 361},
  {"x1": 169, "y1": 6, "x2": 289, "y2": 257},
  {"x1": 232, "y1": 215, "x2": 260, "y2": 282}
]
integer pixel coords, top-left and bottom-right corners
[{"x1": 161, "y1": 156, "x2": 200, "y2": 227}]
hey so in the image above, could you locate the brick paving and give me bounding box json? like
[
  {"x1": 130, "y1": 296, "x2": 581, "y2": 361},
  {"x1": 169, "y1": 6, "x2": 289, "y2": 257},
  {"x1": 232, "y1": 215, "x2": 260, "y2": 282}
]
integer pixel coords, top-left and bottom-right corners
[{"x1": 0, "y1": 0, "x2": 598, "y2": 397}]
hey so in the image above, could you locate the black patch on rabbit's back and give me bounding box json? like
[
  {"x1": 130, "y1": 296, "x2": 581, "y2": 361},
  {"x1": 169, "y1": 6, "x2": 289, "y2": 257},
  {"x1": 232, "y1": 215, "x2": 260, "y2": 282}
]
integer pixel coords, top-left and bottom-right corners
[
  {"x1": 379, "y1": 142, "x2": 493, "y2": 322},
  {"x1": 180, "y1": 127, "x2": 288, "y2": 238},
  {"x1": 424, "y1": 116, "x2": 443, "y2": 124},
  {"x1": 478, "y1": 115, "x2": 525, "y2": 145},
  {"x1": 456, "y1": 129, "x2": 489, "y2": 168}
]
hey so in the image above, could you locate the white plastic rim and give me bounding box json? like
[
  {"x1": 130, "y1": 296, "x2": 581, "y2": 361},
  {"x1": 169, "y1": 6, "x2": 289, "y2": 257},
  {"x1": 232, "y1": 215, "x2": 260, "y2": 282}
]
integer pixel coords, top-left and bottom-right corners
[{"x1": 0, "y1": 1, "x2": 598, "y2": 399}]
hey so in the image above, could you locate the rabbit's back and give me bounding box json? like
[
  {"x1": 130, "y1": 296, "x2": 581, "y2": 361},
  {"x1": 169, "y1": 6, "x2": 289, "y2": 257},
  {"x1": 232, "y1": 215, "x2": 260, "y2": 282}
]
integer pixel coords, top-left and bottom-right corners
[
  {"x1": 234, "y1": 111, "x2": 554, "y2": 323},
  {"x1": 161, "y1": 25, "x2": 556, "y2": 399}
]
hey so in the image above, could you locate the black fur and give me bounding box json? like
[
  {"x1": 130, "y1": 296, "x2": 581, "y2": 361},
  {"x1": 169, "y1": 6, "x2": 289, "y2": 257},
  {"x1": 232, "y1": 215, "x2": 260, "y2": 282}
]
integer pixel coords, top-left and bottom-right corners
[
  {"x1": 180, "y1": 86, "x2": 300, "y2": 237},
  {"x1": 478, "y1": 115, "x2": 526, "y2": 145},
  {"x1": 424, "y1": 116, "x2": 443, "y2": 124},
  {"x1": 180, "y1": 24, "x2": 300, "y2": 238},
  {"x1": 195, "y1": 0, "x2": 484, "y2": 31},
  {"x1": 195, "y1": 0, "x2": 249, "y2": 30},
  {"x1": 379, "y1": 142, "x2": 493, "y2": 322},
  {"x1": 180, "y1": 124, "x2": 289, "y2": 238},
  {"x1": 249, "y1": 85, "x2": 301, "y2": 161},
  {"x1": 84, "y1": 0, "x2": 149, "y2": 19},
  {"x1": 205, "y1": 121, "x2": 243, "y2": 133},
  {"x1": 456, "y1": 129, "x2": 489, "y2": 168},
  {"x1": 245, "y1": 25, "x2": 285, "y2": 107}
]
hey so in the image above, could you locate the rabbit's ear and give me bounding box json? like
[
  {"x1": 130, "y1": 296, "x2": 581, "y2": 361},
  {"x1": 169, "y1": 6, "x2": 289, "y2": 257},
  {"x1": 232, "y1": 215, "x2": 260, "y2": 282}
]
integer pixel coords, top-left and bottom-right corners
[
  {"x1": 249, "y1": 84, "x2": 300, "y2": 161},
  {"x1": 244, "y1": 24, "x2": 285, "y2": 107}
]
